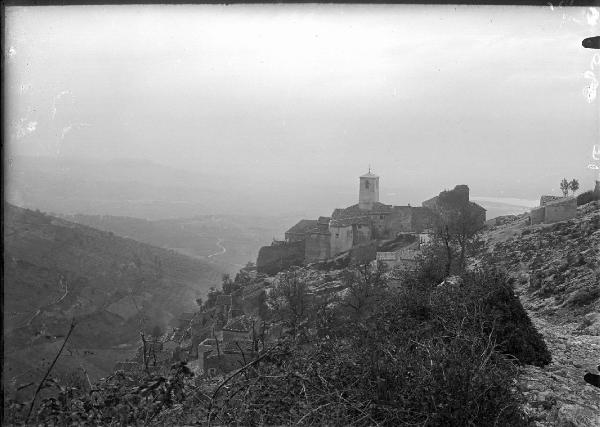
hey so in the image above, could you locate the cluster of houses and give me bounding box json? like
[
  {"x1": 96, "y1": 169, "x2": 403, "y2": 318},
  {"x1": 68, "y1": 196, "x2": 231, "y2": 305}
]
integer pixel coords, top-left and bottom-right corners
[{"x1": 114, "y1": 268, "x2": 280, "y2": 378}]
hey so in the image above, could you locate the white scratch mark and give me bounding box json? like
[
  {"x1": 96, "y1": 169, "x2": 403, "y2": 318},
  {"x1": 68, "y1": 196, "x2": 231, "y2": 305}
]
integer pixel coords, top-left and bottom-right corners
[
  {"x1": 583, "y1": 70, "x2": 598, "y2": 103},
  {"x1": 587, "y1": 8, "x2": 599, "y2": 27},
  {"x1": 51, "y1": 90, "x2": 72, "y2": 120},
  {"x1": 8, "y1": 46, "x2": 16, "y2": 57},
  {"x1": 591, "y1": 54, "x2": 600, "y2": 71}
]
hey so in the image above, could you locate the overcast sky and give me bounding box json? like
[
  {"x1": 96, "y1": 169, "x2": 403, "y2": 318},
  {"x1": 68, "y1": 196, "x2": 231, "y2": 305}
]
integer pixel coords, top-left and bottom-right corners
[{"x1": 5, "y1": 5, "x2": 600, "y2": 211}]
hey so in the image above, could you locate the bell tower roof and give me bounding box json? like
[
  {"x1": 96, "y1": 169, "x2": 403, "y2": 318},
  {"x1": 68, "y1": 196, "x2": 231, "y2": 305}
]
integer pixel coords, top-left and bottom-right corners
[
  {"x1": 360, "y1": 172, "x2": 379, "y2": 178},
  {"x1": 360, "y1": 167, "x2": 379, "y2": 179}
]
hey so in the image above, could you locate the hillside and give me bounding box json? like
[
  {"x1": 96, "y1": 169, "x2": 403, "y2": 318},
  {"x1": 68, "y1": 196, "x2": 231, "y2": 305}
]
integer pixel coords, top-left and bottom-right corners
[
  {"x1": 480, "y1": 201, "x2": 600, "y2": 425},
  {"x1": 3, "y1": 204, "x2": 224, "y2": 389},
  {"x1": 59, "y1": 213, "x2": 291, "y2": 274}
]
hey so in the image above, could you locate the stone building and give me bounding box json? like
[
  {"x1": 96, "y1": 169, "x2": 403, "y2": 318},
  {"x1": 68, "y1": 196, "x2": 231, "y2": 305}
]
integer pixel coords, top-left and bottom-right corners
[{"x1": 530, "y1": 196, "x2": 577, "y2": 225}]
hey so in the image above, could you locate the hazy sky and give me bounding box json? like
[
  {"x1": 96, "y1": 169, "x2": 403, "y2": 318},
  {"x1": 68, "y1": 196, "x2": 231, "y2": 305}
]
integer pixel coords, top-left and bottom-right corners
[{"x1": 5, "y1": 5, "x2": 600, "y2": 209}]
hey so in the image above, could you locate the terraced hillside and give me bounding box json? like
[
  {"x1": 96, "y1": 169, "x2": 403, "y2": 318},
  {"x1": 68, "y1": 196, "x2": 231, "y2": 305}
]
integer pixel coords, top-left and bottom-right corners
[{"x1": 3, "y1": 204, "x2": 223, "y2": 391}]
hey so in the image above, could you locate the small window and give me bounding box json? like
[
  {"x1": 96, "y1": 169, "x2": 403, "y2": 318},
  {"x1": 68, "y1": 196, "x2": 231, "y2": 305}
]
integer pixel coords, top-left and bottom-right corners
[
  {"x1": 365, "y1": 180, "x2": 370, "y2": 189},
  {"x1": 380, "y1": 215, "x2": 384, "y2": 220}
]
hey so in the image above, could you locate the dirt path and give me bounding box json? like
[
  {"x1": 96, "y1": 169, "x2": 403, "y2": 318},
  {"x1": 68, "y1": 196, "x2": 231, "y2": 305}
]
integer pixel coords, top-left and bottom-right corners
[{"x1": 517, "y1": 291, "x2": 600, "y2": 426}]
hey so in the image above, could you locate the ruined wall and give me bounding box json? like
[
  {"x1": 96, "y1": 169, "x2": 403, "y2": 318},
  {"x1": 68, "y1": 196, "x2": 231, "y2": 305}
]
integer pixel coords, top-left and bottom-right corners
[
  {"x1": 411, "y1": 207, "x2": 438, "y2": 232},
  {"x1": 330, "y1": 224, "x2": 354, "y2": 256},
  {"x1": 305, "y1": 232, "x2": 331, "y2": 263},
  {"x1": 385, "y1": 207, "x2": 412, "y2": 235},
  {"x1": 544, "y1": 197, "x2": 577, "y2": 223},
  {"x1": 256, "y1": 241, "x2": 305, "y2": 275}
]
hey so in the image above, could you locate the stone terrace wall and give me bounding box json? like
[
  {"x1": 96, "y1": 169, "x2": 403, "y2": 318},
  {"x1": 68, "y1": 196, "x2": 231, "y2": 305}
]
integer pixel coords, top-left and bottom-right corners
[
  {"x1": 305, "y1": 233, "x2": 331, "y2": 263},
  {"x1": 256, "y1": 241, "x2": 305, "y2": 275}
]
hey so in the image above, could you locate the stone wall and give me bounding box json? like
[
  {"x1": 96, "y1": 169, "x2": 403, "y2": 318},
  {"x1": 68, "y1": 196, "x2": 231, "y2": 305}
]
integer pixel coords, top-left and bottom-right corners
[
  {"x1": 350, "y1": 242, "x2": 377, "y2": 265},
  {"x1": 353, "y1": 223, "x2": 372, "y2": 244},
  {"x1": 385, "y1": 206, "x2": 412, "y2": 235},
  {"x1": 305, "y1": 232, "x2": 331, "y2": 263},
  {"x1": 256, "y1": 241, "x2": 305, "y2": 275},
  {"x1": 330, "y1": 224, "x2": 354, "y2": 257},
  {"x1": 411, "y1": 207, "x2": 437, "y2": 232},
  {"x1": 530, "y1": 206, "x2": 545, "y2": 225},
  {"x1": 544, "y1": 197, "x2": 577, "y2": 223},
  {"x1": 368, "y1": 213, "x2": 387, "y2": 238}
]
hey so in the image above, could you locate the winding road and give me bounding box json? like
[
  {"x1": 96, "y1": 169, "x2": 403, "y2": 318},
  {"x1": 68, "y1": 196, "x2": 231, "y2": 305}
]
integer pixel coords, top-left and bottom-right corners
[{"x1": 207, "y1": 238, "x2": 227, "y2": 259}]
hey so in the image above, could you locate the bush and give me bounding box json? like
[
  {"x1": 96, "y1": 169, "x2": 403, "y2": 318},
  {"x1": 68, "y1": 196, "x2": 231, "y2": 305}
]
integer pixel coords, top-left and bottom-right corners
[
  {"x1": 209, "y1": 289, "x2": 527, "y2": 426},
  {"x1": 431, "y1": 269, "x2": 551, "y2": 367}
]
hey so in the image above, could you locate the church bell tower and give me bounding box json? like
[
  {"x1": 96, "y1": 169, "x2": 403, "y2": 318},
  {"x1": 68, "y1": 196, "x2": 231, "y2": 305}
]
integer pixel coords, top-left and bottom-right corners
[{"x1": 359, "y1": 168, "x2": 379, "y2": 210}]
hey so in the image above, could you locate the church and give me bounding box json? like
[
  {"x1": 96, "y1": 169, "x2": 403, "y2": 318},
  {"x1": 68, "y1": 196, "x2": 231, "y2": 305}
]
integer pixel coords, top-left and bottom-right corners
[{"x1": 257, "y1": 170, "x2": 486, "y2": 273}]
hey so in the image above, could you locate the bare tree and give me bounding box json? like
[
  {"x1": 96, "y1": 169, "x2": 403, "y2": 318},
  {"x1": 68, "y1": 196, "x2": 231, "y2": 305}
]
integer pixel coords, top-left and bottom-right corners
[
  {"x1": 433, "y1": 204, "x2": 482, "y2": 275},
  {"x1": 267, "y1": 269, "x2": 310, "y2": 337}
]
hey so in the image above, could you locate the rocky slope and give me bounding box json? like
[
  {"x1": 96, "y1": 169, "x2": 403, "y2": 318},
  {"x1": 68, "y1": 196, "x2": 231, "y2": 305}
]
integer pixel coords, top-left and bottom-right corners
[
  {"x1": 3, "y1": 204, "x2": 223, "y2": 390},
  {"x1": 481, "y1": 201, "x2": 600, "y2": 426}
]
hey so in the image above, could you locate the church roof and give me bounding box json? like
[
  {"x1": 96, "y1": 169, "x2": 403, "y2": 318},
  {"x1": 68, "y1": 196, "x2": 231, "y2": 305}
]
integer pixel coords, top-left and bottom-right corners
[
  {"x1": 332, "y1": 203, "x2": 392, "y2": 219},
  {"x1": 330, "y1": 216, "x2": 370, "y2": 227}
]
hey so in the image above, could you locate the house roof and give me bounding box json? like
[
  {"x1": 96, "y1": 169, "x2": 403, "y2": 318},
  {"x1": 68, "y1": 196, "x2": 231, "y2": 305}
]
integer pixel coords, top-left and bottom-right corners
[
  {"x1": 223, "y1": 315, "x2": 255, "y2": 332},
  {"x1": 330, "y1": 216, "x2": 370, "y2": 227},
  {"x1": 317, "y1": 216, "x2": 331, "y2": 224},
  {"x1": 306, "y1": 222, "x2": 331, "y2": 235},
  {"x1": 285, "y1": 219, "x2": 319, "y2": 235},
  {"x1": 332, "y1": 203, "x2": 392, "y2": 219}
]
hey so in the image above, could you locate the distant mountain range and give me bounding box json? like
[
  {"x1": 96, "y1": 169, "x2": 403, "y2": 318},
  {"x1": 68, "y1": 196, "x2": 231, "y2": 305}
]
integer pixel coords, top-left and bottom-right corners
[{"x1": 3, "y1": 204, "x2": 224, "y2": 387}]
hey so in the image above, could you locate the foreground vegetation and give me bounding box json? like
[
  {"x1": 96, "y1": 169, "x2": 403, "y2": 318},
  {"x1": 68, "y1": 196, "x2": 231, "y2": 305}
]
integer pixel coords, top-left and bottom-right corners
[{"x1": 5, "y1": 255, "x2": 551, "y2": 425}]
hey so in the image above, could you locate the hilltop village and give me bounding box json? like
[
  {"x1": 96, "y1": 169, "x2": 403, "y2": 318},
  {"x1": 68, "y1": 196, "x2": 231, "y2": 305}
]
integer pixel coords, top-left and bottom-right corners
[{"x1": 257, "y1": 171, "x2": 486, "y2": 274}]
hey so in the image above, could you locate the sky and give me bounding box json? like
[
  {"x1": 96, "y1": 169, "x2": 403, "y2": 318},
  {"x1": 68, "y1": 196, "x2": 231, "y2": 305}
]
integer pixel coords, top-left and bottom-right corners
[{"x1": 4, "y1": 4, "x2": 600, "y2": 216}]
